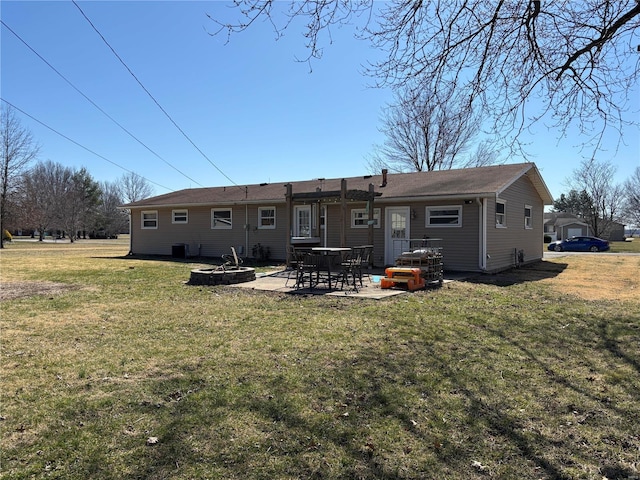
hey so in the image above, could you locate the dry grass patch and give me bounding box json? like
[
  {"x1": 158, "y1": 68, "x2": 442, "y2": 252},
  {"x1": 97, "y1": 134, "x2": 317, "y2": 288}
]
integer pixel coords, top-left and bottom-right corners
[
  {"x1": 0, "y1": 281, "x2": 79, "y2": 301},
  {"x1": 540, "y1": 256, "x2": 640, "y2": 301}
]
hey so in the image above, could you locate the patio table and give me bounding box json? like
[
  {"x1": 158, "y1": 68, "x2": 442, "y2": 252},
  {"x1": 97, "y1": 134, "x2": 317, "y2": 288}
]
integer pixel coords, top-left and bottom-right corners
[{"x1": 309, "y1": 247, "x2": 351, "y2": 290}]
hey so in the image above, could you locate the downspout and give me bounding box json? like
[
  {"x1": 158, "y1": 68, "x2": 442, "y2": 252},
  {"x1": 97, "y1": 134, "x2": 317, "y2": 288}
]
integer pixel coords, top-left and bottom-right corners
[
  {"x1": 245, "y1": 203, "x2": 249, "y2": 258},
  {"x1": 323, "y1": 204, "x2": 328, "y2": 247},
  {"x1": 476, "y1": 198, "x2": 487, "y2": 271},
  {"x1": 127, "y1": 209, "x2": 133, "y2": 256}
]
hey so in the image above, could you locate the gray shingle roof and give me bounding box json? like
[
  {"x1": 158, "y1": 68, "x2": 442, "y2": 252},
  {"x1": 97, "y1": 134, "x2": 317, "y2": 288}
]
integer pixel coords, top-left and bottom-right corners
[{"x1": 123, "y1": 162, "x2": 552, "y2": 208}]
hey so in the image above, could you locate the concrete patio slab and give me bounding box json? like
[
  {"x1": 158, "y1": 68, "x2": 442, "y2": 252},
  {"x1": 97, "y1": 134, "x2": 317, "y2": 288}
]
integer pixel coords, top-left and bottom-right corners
[{"x1": 230, "y1": 269, "x2": 443, "y2": 299}]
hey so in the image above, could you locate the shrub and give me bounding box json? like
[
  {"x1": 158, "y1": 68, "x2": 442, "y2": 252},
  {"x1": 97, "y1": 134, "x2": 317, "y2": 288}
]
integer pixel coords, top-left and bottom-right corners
[
  {"x1": 544, "y1": 235, "x2": 552, "y2": 243},
  {"x1": 3, "y1": 230, "x2": 13, "y2": 242}
]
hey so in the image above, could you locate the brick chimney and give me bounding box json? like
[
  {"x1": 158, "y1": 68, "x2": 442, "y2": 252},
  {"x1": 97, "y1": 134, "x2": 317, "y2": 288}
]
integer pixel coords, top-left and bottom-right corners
[{"x1": 381, "y1": 168, "x2": 388, "y2": 187}]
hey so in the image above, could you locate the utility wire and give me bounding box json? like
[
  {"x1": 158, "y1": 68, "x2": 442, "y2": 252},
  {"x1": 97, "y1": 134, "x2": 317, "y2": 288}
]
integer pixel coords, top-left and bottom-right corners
[
  {"x1": 1, "y1": 19, "x2": 205, "y2": 189},
  {"x1": 72, "y1": 0, "x2": 242, "y2": 189},
  {"x1": 1, "y1": 98, "x2": 172, "y2": 193}
]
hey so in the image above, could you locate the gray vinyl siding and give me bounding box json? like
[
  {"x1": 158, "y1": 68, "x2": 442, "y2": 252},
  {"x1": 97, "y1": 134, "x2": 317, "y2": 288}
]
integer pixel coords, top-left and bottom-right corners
[
  {"x1": 417, "y1": 201, "x2": 480, "y2": 272},
  {"x1": 130, "y1": 204, "x2": 289, "y2": 259},
  {"x1": 485, "y1": 176, "x2": 544, "y2": 272},
  {"x1": 348, "y1": 201, "x2": 481, "y2": 271},
  {"x1": 323, "y1": 203, "x2": 385, "y2": 264}
]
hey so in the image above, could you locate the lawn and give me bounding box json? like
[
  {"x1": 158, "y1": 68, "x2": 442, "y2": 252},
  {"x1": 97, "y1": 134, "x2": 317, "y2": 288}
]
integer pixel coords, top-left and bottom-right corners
[
  {"x1": 610, "y1": 238, "x2": 640, "y2": 253},
  {"x1": 1, "y1": 240, "x2": 639, "y2": 479}
]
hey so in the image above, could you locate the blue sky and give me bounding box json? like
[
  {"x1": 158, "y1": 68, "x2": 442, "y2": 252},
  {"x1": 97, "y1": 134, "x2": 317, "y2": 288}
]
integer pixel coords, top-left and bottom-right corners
[{"x1": 2, "y1": 1, "x2": 638, "y2": 201}]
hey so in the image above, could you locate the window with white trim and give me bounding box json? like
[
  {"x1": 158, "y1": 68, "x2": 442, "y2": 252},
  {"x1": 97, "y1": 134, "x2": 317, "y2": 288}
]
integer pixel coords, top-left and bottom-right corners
[
  {"x1": 524, "y1": 205, "x2": 532, "y2": 229},
  {"x1": 211, "y1": 208, "x2": 232, "y2": 229},
  {"x1": 172, "y1": 209, "x2": 188, "y2": 224},
  {"x1": 426, "y1": 206, "x2": 462, "y2": 227},
  {"x1": 496, "y1": 200, "x2": 507, "y2": 227},
  {"x1": 258, "y1": 206, "x2": 276, "y2": 229},
  {"x1": 351, "y1": 208, "x2": 380, "y2": 228},
  {"x1": 141, "y1": 210, "x2": 158, "y2": 229}
]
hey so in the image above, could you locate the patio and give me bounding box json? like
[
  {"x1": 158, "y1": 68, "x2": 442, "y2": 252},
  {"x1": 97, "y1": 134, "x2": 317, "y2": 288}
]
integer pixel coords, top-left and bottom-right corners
[{"x1": 229, "y1": 268, "x2": 462, "y2": 299}]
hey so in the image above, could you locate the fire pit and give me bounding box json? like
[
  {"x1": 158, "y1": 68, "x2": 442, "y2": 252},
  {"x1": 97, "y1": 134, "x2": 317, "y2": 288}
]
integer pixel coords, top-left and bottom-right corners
[{"x1": 188, "y1": 266, "x2": 256, "y2": 286}]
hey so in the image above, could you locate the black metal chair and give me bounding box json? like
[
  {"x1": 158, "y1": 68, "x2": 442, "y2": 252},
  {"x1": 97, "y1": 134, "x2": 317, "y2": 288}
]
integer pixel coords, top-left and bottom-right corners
[
  {"x1": 340, "y1": 247, "x2": 364, "y2": 291},
  {"x1": 285, "y1": 246, "x2": 300, "y2": 287},
  {"x1": 356, "y1": 245, "x2": 373, "y2": 286},
  {"x1": 294, "y1": 249, "x2": 317, "y2": 290}
]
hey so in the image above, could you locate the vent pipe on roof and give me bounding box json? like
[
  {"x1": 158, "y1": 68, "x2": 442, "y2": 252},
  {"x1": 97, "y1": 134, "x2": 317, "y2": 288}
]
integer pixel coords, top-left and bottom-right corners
[{"x1": 380, "y1": 169, "x2": 388, "y2": 187}]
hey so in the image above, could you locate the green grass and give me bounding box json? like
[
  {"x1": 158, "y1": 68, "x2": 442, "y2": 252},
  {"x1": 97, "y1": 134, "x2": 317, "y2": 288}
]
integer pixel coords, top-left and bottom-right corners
[
  {"x1": 1, "y1": 241, "x2": 639, "y2": 479},
  {"x1": 610, "y1": 239, "x2": 640, "y2": 253}
]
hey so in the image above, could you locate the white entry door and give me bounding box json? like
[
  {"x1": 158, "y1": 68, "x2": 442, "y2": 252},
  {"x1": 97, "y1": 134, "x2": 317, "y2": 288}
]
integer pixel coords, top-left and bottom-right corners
[
  {"x1": 385, "y1": 207, "x2": 410, "y2": 265},
  {"x1": 294, "y1": 205, "x2": 312, "y2": 237}
]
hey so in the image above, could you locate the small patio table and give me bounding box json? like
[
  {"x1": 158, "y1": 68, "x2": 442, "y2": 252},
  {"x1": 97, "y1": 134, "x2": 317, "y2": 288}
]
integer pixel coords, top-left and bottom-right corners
[{"x1": 310, "y1": 247, "x2": 351, "y2": 290}]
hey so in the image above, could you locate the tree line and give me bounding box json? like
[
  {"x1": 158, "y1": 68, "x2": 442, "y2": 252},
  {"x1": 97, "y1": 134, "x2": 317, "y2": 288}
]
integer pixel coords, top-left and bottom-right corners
[
  {"x1": 1, "y1": 105, "x2": 153, "y2": 247},
  {"x1": 553, "y1": 160, "x2": 640, "y2": 238}
]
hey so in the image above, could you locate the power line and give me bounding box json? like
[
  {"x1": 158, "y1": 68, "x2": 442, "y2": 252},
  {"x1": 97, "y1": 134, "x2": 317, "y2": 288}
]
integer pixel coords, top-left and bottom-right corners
[
  {"x1": 1, "y1": 98, "x2": 172, "y2": 193},
  {"x1": 71, "y1": 0, "x2": 242, "y2": 189},
  {"x1": 0, "y1": 19, "x2": 205, "y2": 189}
]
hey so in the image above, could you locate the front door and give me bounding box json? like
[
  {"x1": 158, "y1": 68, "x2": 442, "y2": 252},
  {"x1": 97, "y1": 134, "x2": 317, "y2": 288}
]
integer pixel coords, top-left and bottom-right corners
[{"x1": 385, "y1": 207, "x2": 410, "y2": 265}]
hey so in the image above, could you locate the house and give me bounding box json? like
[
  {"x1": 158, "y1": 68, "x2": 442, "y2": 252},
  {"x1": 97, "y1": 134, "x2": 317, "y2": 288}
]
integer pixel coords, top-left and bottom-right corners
[
  {"x1": 544, "y1": 212, "x2": 590, "y2": 242},
  {"x1": 544, "y1": 212, "x2": 626, "y2": 242},
  {"x1": 122, "y1": 162, "x2": 553, "y2": 273}
]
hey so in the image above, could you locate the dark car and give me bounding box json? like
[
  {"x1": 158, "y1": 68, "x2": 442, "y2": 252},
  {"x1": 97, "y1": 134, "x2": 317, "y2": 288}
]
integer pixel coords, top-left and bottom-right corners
[{"x1": 547, "y1": 236, "x2": 610, "y2": 252}]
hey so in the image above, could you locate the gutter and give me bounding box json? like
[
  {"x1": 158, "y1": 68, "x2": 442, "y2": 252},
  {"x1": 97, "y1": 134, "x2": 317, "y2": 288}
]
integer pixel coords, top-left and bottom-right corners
[{"x1": 377, "y1": 192, "x2": 495, "y2": 204}]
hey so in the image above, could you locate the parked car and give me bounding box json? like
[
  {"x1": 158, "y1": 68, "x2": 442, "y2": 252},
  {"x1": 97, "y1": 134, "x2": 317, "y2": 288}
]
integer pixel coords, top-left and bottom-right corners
[{"x1": 547, "y1": 236, "x2": 610, "y2": 252}]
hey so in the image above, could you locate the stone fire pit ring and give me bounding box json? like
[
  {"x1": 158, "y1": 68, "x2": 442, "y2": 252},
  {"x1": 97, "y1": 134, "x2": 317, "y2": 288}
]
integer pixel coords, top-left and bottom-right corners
[{"x1": 189, "y1": 266, "x2": 256, "y2": 286}]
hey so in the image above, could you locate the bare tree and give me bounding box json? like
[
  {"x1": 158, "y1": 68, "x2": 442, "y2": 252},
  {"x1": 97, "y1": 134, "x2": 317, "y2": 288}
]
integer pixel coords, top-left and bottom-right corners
[
  {"x1": 21, "y1": 162, "x2": 103, "y2": 241},
  {"x1": 94, "y1": 180, "x2": 128, "y2": 238},
  {"x1": 58, "y1": 168, "x2": 101, "y2": 242},
  {"x1": 567, "y1": 158, "x2": 625, "y2": 238},
  {"x1": 622, "y1": 166, "x2": 640, "y2": 234},
  {"x1": 1, "y1": 105, "x2": 39, "y2": 246},
  {"x1": 119, "y1": 172, "x2": 154, "y2": 204},
  {"x1": 367, "y1": 85, "x2": 497, "y2": 173},
  {"x1": 20, "y1": 161, "x2": 72, "y2": 241},
  {"x1": 210, "y1": 1, "x2": 639, "y2": 152}
]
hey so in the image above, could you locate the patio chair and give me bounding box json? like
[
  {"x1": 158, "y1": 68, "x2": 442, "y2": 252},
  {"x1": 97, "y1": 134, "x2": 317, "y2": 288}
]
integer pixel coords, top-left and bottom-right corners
[
  {"x1": 294, "y1": 249, "x2": 317, "y2": 290},
  {"x1": 340, "y1": 247, "x2": 364, "y2": 291},
  {"x1": 285, "y1": 246, "x2": 300, "y2": 287},
  {"x1": 219, "y1": 246, "x2": 242, "y2": 270},
  {"x1": 356, "y1": 245, "x2": 373, "y2": 286}
]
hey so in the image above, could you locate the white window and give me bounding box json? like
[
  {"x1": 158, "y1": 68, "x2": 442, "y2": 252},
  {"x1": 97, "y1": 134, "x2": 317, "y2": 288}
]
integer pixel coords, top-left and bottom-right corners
[
  {"x1": 496, "y1": 200, "x2": 507, "y2": 227},
  {"x1": 172, "y1": 209, "x2": 188, "y2": 224},
  {"x1": 426, "y1": 206, "x2": 462, "y2": 227},
  {"x1": 258, "y1": 206, "x2": 276, "y2": 229},
  {"x1": 141, "y1": 210, "x2": 158, "y2": 229},
  {"x1": 524, "y1": 205, "x2": 532, "y2": 229},
  {"x1": 351, "y1": 208, "x2": 381, "y2": 228},
  {"x1": 211, "y1": 208, "x2": 232, "y2": 229}
]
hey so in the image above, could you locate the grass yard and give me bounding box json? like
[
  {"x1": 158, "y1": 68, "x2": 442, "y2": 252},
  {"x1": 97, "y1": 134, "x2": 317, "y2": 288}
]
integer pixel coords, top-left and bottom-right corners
[
  {"x1": 1, "y1": 240, "x2": 639, "y2": 479},
  {"x1": 610, "y1": 239, "x2": 640, "y2": 254}
]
